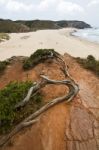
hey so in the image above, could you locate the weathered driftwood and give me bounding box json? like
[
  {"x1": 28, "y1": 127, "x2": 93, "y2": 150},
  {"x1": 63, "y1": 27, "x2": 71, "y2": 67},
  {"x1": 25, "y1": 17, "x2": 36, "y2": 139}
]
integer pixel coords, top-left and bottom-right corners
[
  {"x1": 0, "y1": 53, "x2": 79, "y2": 147},
  {"x1": 15, "y1": 81, "x2": 47, "y2": 109},
  {"x1": 0, "y1": 119, "x2": 38, "y2": 147},
  {"x1": 24, "y1": 75, "x2": 79, "y2": 123},
  {"x1": 15, "y1": 53, "x2": 73, "y2": 109}
]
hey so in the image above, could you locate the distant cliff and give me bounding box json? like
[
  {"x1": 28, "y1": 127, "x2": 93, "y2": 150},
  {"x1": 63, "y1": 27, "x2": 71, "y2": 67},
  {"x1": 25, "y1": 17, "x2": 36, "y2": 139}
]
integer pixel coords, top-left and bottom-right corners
[
  {"x1": 0, "y1": 19, "x2": 91, "y2": 33},
  {"x1": 56, "y1": 20, "x2": 91, "y2": 29}
]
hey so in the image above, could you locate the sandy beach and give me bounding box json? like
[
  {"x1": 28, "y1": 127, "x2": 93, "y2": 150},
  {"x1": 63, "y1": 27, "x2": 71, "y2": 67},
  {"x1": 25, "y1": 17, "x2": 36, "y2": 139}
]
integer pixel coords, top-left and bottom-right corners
[{"x1": 0, "y1": 28, "x2": 99, "y2": 61}]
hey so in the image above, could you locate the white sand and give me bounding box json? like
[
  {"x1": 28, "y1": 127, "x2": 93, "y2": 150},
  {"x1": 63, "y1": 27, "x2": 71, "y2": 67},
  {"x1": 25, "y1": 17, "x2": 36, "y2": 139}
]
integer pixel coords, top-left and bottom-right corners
[{"x1": 0, "y1": 28, "x2": 99, "y2": 61}]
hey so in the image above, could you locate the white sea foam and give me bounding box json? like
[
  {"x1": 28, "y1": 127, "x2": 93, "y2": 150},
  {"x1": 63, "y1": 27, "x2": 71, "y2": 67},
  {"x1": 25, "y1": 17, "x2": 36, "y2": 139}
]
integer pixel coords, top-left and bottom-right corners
[{"x1": 73, "y1": 28, "x2": 99, "y2": 43}]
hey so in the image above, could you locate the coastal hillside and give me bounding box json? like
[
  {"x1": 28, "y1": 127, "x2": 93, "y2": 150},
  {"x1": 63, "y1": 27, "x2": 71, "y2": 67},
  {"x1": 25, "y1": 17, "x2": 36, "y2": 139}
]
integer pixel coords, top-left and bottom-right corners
[
  {"x1": 0, "y1": 19, "x2": 91, "y2": 33},
  {"x1": 0, "y1": 19, "x2": 30, "y2": 33},
  {"x1": 0, "y1": 50, "x2": 99, "y2": 150},
  {"x1": 16, "y1": 20, "x2": 91, "y2": 30}
]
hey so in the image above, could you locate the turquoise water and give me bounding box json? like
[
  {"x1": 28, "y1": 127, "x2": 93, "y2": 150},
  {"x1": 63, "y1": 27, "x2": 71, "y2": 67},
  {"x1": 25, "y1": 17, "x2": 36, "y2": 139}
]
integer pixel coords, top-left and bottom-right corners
[{"x1": 72, "y1": 28, "x2": 99, "y2": 43}]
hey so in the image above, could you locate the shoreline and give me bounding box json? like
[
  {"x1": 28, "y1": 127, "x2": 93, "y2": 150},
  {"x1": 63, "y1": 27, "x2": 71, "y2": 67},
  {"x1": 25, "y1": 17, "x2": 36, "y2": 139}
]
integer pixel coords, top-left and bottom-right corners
[
  {"x1": 71, "y1": 28, "x2": 99, "y2": 45},
  {"x1": 70, "y1": 29, "x2": 99, "y2": 47},
  {"x1": 0, "y1": 28, "x2": 99, "y2": 61}
]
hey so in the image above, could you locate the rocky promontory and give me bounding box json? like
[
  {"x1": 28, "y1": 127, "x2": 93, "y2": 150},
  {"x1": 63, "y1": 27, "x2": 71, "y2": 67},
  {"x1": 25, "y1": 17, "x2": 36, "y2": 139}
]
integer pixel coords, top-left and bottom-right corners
[{"x1": 0, "y1": 19, "x2": 91, "y2": 33}]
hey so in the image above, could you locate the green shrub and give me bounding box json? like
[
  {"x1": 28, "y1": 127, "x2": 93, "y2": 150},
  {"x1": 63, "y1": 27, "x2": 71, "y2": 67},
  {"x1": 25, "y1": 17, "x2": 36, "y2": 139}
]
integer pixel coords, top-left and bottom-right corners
[
  {"x1": 85, "y1": 55, "x2": 96, "y2": 70},
  {"x1": 0, "y1": 33, "x2": 10, "y2": 41},
  {"x1": 0, "y1": 81, "x2": 43, "y2": 134},
  {"x1": 23, "y1": 59, "x2": 33, "y2": 70},
  {"x1": 76, "y1": 55, "x2": 99, "y2": 76},
  {"x1": 23, "y1": 49, "x2": 58, "y2": 70},
  {"x1": 0, "y1": 61, "x2": 8, "y2": 74}
]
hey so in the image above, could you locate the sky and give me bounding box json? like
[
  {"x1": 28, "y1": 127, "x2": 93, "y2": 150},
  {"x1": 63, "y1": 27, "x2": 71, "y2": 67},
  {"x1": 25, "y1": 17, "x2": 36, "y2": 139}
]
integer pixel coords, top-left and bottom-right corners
[{"x1": 0, "y1": 0, "x2": 99, "y2": 27}]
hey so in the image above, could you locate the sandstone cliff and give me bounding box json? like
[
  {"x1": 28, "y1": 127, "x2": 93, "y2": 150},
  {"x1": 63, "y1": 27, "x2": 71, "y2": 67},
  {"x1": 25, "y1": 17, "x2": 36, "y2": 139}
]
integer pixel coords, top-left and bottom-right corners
[{"x1": 0, "y1": 53, "x2": 99, "y2": 150}]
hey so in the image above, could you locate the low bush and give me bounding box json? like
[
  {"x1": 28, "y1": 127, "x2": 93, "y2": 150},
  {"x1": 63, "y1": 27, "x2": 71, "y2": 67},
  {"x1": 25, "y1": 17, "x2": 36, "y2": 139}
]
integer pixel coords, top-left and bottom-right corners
[
  {"x1": 76, "y1": 55, "x2": 99, "y2": 76},
  {"x1": 0, "y1": 61, "x2": 8, "y2": 74},
  {"x1": 23, "y1": 49, "x2": 58, "y2": 70},
  {"x1": 0, "y1": 81, "x2": 43, "y2": 134},
  {"x1": 0, "y1": 33, "x2": 10, "y2": 41}
]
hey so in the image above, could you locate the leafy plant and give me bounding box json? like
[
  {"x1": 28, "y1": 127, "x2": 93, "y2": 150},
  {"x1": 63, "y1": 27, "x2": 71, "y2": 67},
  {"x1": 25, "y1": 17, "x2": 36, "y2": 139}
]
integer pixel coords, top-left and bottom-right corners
[
  {"x1": 76, "y1": 55, "x2": 99, "y2": 76},
  {"x1": 0, "y1": 33, "x2": 10, "y2": 41},
  {"x1": 0, "y1": 81, "x2": 43, "y2": 134},
  {"x1": 23, "y1": 49, "x2": 58, "y2": 70},
  {"x1": 0, "y1": 61, "x2": 8, "y2": 74}
]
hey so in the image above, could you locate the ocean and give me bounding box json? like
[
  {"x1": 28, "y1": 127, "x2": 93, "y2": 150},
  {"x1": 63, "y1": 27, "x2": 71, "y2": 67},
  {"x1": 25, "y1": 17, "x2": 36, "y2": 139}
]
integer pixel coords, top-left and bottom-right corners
[{"x1": 72, "y1": 28, "x2": 99, "y2": 43}]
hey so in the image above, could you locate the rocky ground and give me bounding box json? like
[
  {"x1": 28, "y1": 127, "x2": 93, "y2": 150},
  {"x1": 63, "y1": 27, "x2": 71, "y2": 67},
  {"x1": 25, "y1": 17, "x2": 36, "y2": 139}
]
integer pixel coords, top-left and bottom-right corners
[{"x1": 0, "y1": 53, "x2": 99, "y2": 150}]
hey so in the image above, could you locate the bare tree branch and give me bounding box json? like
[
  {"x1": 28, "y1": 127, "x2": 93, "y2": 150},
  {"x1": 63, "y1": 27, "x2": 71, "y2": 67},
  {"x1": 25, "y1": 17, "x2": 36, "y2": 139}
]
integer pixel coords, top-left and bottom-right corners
[
  {"x1": 15, "y1": 80, "x2": 47, "y2": 109},
  {"x1": 0, "y1": 53, "x2": 79, "y2": 147}
]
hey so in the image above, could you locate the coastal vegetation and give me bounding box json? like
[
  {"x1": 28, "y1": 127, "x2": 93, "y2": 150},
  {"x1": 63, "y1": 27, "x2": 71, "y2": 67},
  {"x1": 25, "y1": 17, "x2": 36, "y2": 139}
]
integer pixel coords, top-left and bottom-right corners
[
  {"x1": 0, "y1": 33, "x2": 10, "y2": 42},
  {"x1": 0, "y1": 50, "x2": 79, "y2": 147},
  {"x1": 0, "y1": 19, "x2": 29, "y2": 33},
  {"x1": 0, "y1": 81, "x2": 43, "y2": 134},
  {"x1": 23, "y1": 49, "x2": 59, "y2": 70},
  {"x1": 0, "y1": 61, "x2": 9, "y2": 74},
  {"x1": 76, "y1": 55, "x2": 99, "y2": 76},
  {"x1": 0, "y1": 19, "x2": 91, "y2": 33}
]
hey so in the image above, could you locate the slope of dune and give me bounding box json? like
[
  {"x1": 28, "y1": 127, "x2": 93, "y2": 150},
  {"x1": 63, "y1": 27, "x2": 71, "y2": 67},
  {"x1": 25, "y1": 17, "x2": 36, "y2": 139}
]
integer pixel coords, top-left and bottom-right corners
[{"x1": 0, "y1": 53, "x2": 99, "y2": 150}]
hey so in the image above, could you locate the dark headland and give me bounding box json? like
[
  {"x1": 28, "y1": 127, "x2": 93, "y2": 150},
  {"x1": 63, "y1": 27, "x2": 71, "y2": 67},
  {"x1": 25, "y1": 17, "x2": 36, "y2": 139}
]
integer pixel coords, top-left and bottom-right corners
[{"x1": 0, "y1": 19, "x2": 91, "y2": 33}]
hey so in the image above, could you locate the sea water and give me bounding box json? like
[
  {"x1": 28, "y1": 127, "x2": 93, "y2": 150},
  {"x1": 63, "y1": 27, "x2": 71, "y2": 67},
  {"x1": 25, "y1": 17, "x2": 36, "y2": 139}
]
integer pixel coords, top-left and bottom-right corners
[{"x1": 72, "y1": 28, "x2": 99, "y2": 43}]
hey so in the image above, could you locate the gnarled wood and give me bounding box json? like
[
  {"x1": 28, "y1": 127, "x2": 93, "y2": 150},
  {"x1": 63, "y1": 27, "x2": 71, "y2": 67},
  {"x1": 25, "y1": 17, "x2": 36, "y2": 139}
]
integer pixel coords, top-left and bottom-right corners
[
  {"x1": 0, "y1": 76, "x2": 79, "y2": 147},
  {"x1": 15, "y1": 81, "x2": 47, "y2": 109},
  {"x1": 0, "y1": 53, "x2": 79, "y2": 147}
]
